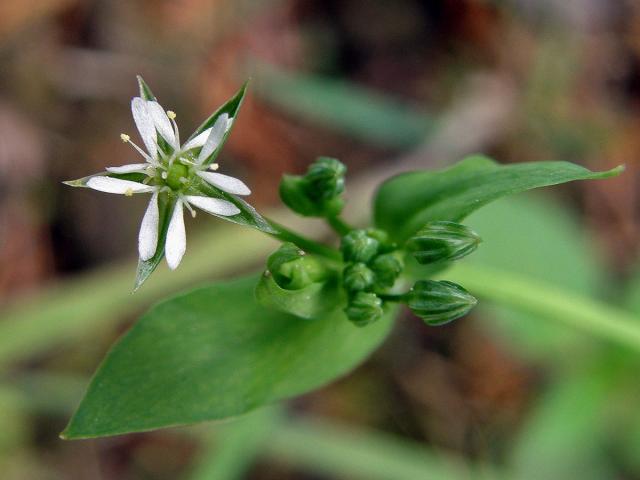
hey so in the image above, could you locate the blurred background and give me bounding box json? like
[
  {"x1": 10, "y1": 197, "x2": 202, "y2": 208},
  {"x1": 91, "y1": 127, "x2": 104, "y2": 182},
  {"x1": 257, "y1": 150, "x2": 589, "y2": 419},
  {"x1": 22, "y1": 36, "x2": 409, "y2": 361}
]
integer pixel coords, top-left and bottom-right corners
[{"x1": 1, "y1": 0, "x2": 640, "y2": 478}]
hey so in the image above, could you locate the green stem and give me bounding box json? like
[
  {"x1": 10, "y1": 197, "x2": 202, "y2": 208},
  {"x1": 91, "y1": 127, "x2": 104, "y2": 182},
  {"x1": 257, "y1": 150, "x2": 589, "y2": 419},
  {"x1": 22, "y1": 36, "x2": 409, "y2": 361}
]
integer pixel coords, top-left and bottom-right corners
[
  {"x1": 266, "y1": 218, "x2": 341, "y2": 261},
  {"x1": 326, "y1": 216, "x2": 353, "y2": 236},
  {"x1": 443, "y1": 263, "x2": 640, "y2": 352},
  {"x1": 378, "y1": 293, "x2": 405, "y2": 303}
]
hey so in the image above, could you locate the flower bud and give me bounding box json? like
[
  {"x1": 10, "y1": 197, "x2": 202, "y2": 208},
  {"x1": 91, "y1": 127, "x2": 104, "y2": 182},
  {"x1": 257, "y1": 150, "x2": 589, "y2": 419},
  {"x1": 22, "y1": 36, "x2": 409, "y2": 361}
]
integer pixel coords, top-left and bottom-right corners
[
  {"x1": 267, "y1": 243, "x2": 327, "y2": 290},
  {"x1": 365, "y1": 228, "x2": 396, "y2": 253},
  {"x1": 405, "y1": 280, "x2": 477, "y2": 326},
  {"x1": 406, "y1": 221, "x2": 481, "y2": 264},
  {"x1": 371, "y1": 252, "x2": 404, "y2": 289},
  {"x1": 305, "y1": 157, "x2": 346, "y2": 200},
  {"x1": 343, "y1": 263, "x2": 375, "y2": 292},
  {"x1": 344, "y1": 292, "x2": 383, "y2": 327},
  {"x1": 279, "y1": 158, "x2": 347, "y2": 217},
  {"x1": 279, "y1": 175, "x2": 320, "y2": 217},
  {"x1": 340, "y1": 230, "x2": 380, "y2": 263}
]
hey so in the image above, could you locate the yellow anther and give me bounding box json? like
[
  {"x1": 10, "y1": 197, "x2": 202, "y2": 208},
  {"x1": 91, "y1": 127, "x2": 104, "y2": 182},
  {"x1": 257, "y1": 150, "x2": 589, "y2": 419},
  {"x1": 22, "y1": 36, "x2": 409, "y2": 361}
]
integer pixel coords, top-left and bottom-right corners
[
  {"x1": 191, "y1": 210, "x2": 197, "y2": 218},
  {"x1": 209, "y1": 163, "x2": 219, "y2": 171},
  {"x1": 125, "y1": 188, "x2": 133, "y2": 197},
  {"x1": 167, "y1": 110, "x2": 177, "y2": 120},
  {"x1": 120, "y1": 133, "x2": 130, "y2": 143}
]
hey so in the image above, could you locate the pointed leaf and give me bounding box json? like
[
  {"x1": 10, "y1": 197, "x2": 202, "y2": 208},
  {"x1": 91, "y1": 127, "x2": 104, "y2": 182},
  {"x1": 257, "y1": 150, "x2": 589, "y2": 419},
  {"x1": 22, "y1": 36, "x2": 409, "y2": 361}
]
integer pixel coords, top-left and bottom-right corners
[
  {"x1": 374, "y1": 156, "x2": 623, "y2": 242},
  {"x1": 62, "y1": 275, "x2": 395, "y2": 438}
]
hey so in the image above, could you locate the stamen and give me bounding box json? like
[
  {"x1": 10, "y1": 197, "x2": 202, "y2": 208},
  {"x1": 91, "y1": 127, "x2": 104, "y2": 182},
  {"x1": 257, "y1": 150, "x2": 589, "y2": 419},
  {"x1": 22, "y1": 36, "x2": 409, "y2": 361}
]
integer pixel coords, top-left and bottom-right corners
[
  {"x1": 161, "y1": 172, "x2": 168, "y2": 179},
  {"x1": 125, "y1": 188, "x2": 134, "y2": 197},
  {"x1": 209, "y1": 163, "x2": 219, "y2": 171},
  {"x1": 181, "y1": 197, "x2": 197, "y2": 218},
  {"x1": 167, "y1": 110, "x2": 180, "y2": 147},
  {"x1": 121, "y1": 134, "x2": 155, "y2": 165}
]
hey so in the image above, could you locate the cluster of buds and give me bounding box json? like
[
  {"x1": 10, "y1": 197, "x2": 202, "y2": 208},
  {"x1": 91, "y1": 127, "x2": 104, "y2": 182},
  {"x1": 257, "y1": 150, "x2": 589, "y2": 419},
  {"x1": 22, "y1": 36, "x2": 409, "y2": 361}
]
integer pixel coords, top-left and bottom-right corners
[
  {"x1": 341, "y1": 229, "x2": 404, "y2": 327},
  {"x1": 267, "y1": 156, "x2": 482, "y2": 328}
]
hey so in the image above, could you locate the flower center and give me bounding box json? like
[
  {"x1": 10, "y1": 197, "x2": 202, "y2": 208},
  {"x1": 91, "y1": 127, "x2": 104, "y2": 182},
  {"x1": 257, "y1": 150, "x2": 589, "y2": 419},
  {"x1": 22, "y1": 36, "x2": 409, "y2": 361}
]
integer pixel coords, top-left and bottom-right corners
[{"x1": 165, "y1": 162, "x2": 189, "y2": 190}]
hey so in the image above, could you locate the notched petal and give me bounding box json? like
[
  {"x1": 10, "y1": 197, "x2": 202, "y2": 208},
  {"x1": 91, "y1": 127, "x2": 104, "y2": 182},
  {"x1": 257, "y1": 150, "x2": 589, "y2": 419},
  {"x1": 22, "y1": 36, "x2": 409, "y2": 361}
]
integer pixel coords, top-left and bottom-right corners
[
  {"x1": 146, "y1": 101, "x2": 177, "y2": 148},
  {"x1": 197, "y1": 113, "x2": 229, "y2": 164},
  {"x1": 184, "y1": 195, "x2": 241, "y2": 216},
  {"x1": 85, "y1": 177, "x2": 155, "y2": 194},
  {"x1": 196, "y1": 171, "x2": 251, "y2": 196},
  {"x1": 131, "y1": 97, "x2": 158, "y2": 159},
  {"x1": 138, "y1": 192, "x2": 160, "y2": 261},
  {"x1": 106, "y1": 163, "x2": 151, "y2": 174},
  {"x1": 165, "y1": 200, "x2": 186, "y2": 270}
]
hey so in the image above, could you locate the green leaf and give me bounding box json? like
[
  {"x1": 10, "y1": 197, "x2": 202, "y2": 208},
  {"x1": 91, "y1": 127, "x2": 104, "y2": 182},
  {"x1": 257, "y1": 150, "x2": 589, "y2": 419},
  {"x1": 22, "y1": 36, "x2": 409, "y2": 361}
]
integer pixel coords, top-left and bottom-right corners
[
  {"x1": 185, "y1": 81, "x2": 249, "y2": 167},
  {"x1": 255, "y1": 272, "x2": 343, "y2": 320},
  {"x1": 134, "y1": 193, "x2": 175, "y2": 291},
  {"x1": 61, "y1": 275, "x2": 395, "y2": 438},
  {"x1": 186, "y1": 177, "x2": 276, "y2": 234},
  {"x1": 374, "y1": 155, "x2": 623, "y2": 242}
]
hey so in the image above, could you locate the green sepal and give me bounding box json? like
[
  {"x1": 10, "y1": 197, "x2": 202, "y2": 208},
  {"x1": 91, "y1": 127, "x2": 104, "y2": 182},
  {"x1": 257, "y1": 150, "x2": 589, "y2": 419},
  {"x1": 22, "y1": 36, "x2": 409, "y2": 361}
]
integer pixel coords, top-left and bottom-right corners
[
  {"x1": 305, "y1": 157, "x2": 346, "y2": 200},
  {"x1": 137, "y1": 75, "x2": 157, "y2": 101},
  {"x1": 343, "y1": 263, "x2": 375, "y2": 292},
  {"x1": 186, "y1": 177, "x2": 276, "y2": 234},
  {"x1": 134, "y1": 193, "x2": 175, "y2": 291},
  {"x1": 344, "y1": 292, "x2": 384, "y2": 327},
  {"x1": 340, "y1": 230, "x2": 380, "y2": 264},
  {"x1": 184, "y1": 81, "x2": 249, "y2": 167},
  {"x1": 404, "y1": 280, "x2": 477, "y2": 326},
  {"x1": 370, "y1": 252, "x2": 404, "y2": 289},
  {"x1": 406, "y1": 221, "x2": 481, "y2": 264}
]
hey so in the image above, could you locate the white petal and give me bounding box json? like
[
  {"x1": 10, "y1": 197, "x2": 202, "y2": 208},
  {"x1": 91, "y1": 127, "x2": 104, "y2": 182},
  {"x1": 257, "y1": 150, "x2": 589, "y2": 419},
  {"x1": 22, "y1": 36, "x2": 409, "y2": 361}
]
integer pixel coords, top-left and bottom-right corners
[
  {"x1": 138, "y1": 192, "x2": 159, "y2": 261},
  {"x1": 146, "y1": 101, "x2": 177, "y2": 148},
  {"x1": 106, "y1": 163, "x2": 150, "y2": 174},
  {"x1": 197, "y1": 113, "x2": 229, "y2": 164},
  {"x1": 184, "y1": 195, "x2": 240, "y2": 216},
  {"x1": 86, "y1": 176, "x2": 155, "y2": 194},
  {"x1": 181, "y1": 127, "x2": 211, "y2": 151},
  {"x1": 131, "y1": 97, "x2": 158, "y2": 159},
  {"x1": 196, "y1": 171, "x2": 251, "y2": 196},
  {"x1": 165, "y1": 200, "x2": 186, "y2": 270}
]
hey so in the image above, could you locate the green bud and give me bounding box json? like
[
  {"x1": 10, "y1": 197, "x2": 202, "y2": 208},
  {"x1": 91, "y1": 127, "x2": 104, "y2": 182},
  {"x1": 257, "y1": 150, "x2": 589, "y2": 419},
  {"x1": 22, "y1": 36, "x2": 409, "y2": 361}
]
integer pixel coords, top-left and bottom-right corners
[
  {"x1": 406, "y1": 221, "x2": 481, "y2": 264},
  {"x1": 305, "y1": 157, "x2": 346, "y2": 200},
  {"x1": 405, "y1": 280, "x2": 477, "y2": 326},
  {"x1": 267, "y1": 243, "x2": 327, "y2": 290},
  {"x1": 371, "y1": 252, "x2": 404, "y2": 289},
  {"x1": 343, "y1": 263, "x2": 375, "y2": 292},
  {"x1": 365, "y1": 228, "x2": 396, "y2": 253},
  {"x1": 279, "y1": 157, "x2": 347, "y2": 217},
  {"x1": 279, "y1": 175, "x2": 321, "y2": 217},
  {"x1": 341, "y1": 230, "x2": 380, "y2": 263},
  {"x1": 344, "y1": 292, "x2": 383, "y2": 327}
]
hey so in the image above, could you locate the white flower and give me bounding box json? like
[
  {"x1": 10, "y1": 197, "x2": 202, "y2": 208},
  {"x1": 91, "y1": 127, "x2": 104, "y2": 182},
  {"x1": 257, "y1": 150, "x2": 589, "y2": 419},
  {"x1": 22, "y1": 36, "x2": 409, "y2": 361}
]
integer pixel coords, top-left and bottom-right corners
[{"x1": 67, "y1": 90, "x2": 253, "y2": 271}]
